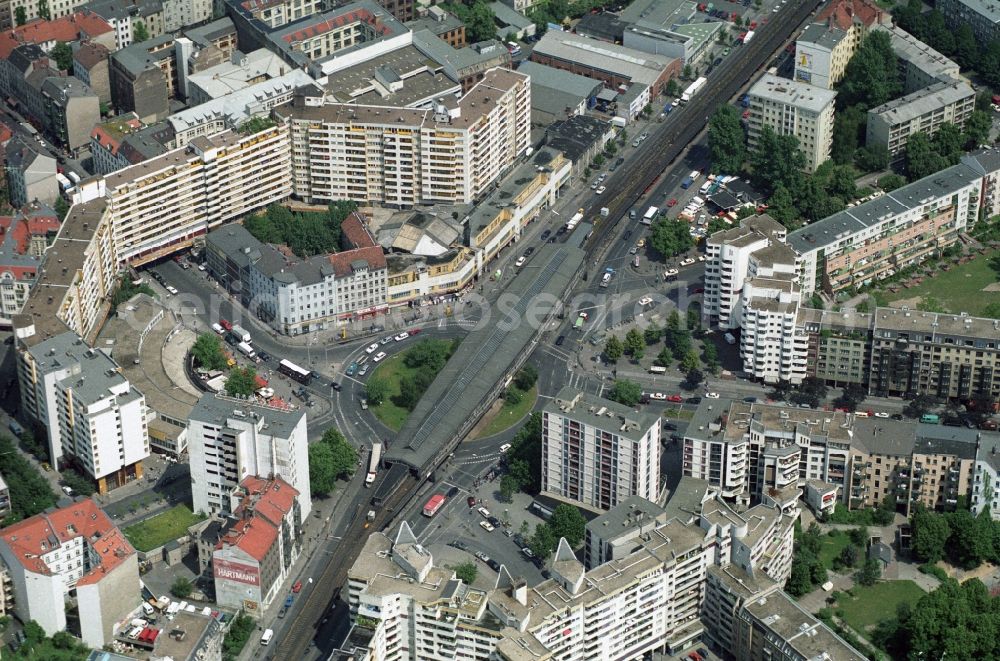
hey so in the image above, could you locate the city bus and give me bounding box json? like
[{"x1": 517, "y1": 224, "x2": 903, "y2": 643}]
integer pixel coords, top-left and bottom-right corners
[
  {"x1": 423, "y1": 493, "x2": 446, "y2": 517},
  {"x1": 278, "y1": 359, "x2": 312, "y2": 385},
  {"x1": 920, "y1": 414, "x2": 940, "y2": 424}
]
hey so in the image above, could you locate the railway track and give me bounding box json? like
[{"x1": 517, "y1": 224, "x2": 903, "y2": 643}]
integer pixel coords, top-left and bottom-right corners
[
  {"x1": 584, "y1": 0, "x2": 824, "y2": 255},
  {"x1": 274, "y1": 2, "x2": 824, "y2": 655}
]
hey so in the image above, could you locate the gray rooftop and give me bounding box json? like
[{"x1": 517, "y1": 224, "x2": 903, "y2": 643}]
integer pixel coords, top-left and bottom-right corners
[
  {"x1": 531, "y1": 30, "x2": 676, "y2": 87},
  {"x1": 868, "y1": 79, "x2": 973, "y2": 124},
  {"x1": 749, "y1": 73, "x2": 837, "y2": 114},
  {"x1": 111, "y1": 34, "x2": 175, "y2": 76},
  {"x1": 83, "y1": 0, "x2": 162, "y2": 21},
  {"x1": 872, "y1": 306, "x2": 1000, "y2": 339},
  {"x1": 184, "y1": 16, "x2": 237, "y2": 48},
  {"x1": 787, "y1": 162, "x2": 982, "y2": 254},
  {"x1": 323, "y1": 43, "x2": 460, "y2": 106},
  {"x1": 517, "y1": 61, "x2": 602, "y2": 99},
  {"x1": 662, "y1": 476, "x2": 714, "y2": 522},
  {"x1": 941, "y1": 0, "x2": 1000, "y2": 24},
  {"x1": 466, "y1": 147, "x2": 568, "y2": 236},
  {"x1": 27, "y1": 331, "x2": 144, "y2": 407},
  {"x1": 743, "y1": 591, "x2": 868, "y2": 660},
  {"x1": 544, "y1": 114, "x2": 611, "y2": 163},
  {"x1": 404, "y1": 8, "x2": 463, "y2": 37},
  {"x1": 545, "y1": 386, "x2": 660, "y2": 441},
  {"x1": 587, "y1": 495, "x2": 668, "y2": 538},
  {"x1": 40, "y1": 76, "x2": 96, "y2": 102},
  {"x1": 797, "y1": 22, "x2": 847, "y2": 50},
  {"x1": 189, "y1": 393, "x2": 305, "y2": 439},
  {"x1": 878, "y1": 24, "x2": 961, "y2": 83},
  {"x1": 620, "y1": 0, "x2": 697, "y2": 29},
  {"x1": 411, "y1": 30, "x2": 510, "y2": 78},
  {"x1": 489, "y1": 2, "x2": 533, "y2": 31}
]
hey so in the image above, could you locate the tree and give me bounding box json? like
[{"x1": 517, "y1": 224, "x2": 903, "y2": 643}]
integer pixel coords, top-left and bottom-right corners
[
  {"x1": 655, "y1": 346, "x2": 673, "y2": 368},
  {"x1": 499, "y1": 474, "x2": 518, "y2": 502},
  {"x1": 912, "y1": 506, "x2": 951, "y2": 563},
  {"x1": 664, "y1": 78, "x2": 681, "y2": 97},
  {"x1": 454, "y1": 562, "x2": 477, "y2": 584},
  {"x1": 834, "y1": 383, "x2": 867, "y2": 412},
  {"x1": 954, "y1": 24, "x2": 979, "y2": 70},
  {"x1": 190, "y1": 333, "x2": 228, "y2": 371},
  {"x1": 624, "y1": 328, "x2": 645, "y2": 360},
  {"x1": 980, "y1": 39, "x2": 1000, "y2": 90},
  {"x1": 225, "y1": 366, "x2": 256, "y2": 397},
  {"x1": 308, "y1": 442, "x2": 337, "y2": 495},
  {"x1": 644, "y1": 320, "x2": 661, "y2": 345},
  {"x1": 14, "y1": 5, "x2": 26, "y2": 25},
  {"x1": 321, "y1": 428, "x2": 356, "y2": 479},
  {"x1": 686, "y1": 306, "x2": 702, "y2": 335},
  {"x1": 933, "y1": 122, "x2": 966, "y2": 163},
  {"x1": 50, "y1": 42, "x2": 73, "y2": 72},
  {"x1": 681, "y1": 349, "x2": 700, "y2": 373},
  {"x1": 878, "y1": 173, "x2": 907, "y2": 192},
  {"x1": 903, "y1": 394, "x2": 938, "y2": 419},
  {"x1": 838, "y1": 543, "x2": 861, "y2": 569},
  {"x1": 444, "y1": 1, "x2": 496, "y2": 43},
  {"x1": 684, "y1": 368, "x2": 704, "y2": 389},
  {"x1": 857, "y1": 557, "x2": 881, "y2": 586},
  {"x1": 765, "y1": 184, "x2": 800, "y2": 230},
  {"x1": 171, "y1": 577, "x2": 193, "y2": 598},
  {"x1": 133, "y1": 20, "x2": 149, "y2": 43},
  {"x1": 831, "y1": 105, "x2": 866, "y2": 165},
  {"x1": 907, "y1": 132, "x2": 950, "y2": 181},
  {"x1": 708, "y1": 106, "x2": 746, "y2": 173},
  {"x1": 608, "y1": 379, "x2": 642, "y2": 407},
  {"x1": 603, "y1": 335, "x2": 624, "y2": 363},
  {"x1": 54, "y1": 196, "x2": 69, "y2": 220},
  {"x1": 666, "y1": 328, "x2": 693, "y2": 361},
  {"x1": 365, "y1": 376, "x2": 390, "y2": 406},
  {"x1": 701, "y1": 342, "x2": 718, "y2": 368},
  {"x1": 404, "y1": 339, "x2": 450, "y2": 372},
  {"x1": 37, "y1": 0, "x2": 50, "y2": 20},
  {"x1": 529, "y1": 522, "x2": 557, "y2": 558},
  {"x1": 853, "y1": 145, "x2": 889, "y2": 173},
  {"x1": 396, "y1": 371, "x2": 434, "y2": 410},
  {"x1": 514, "y1": 364, "x2": 538, "y2": 391},
  {"x1": 548, "y1": 503, "x2": 587, "y2": 547},
  {"x1": 649, "y1": 217, "x2": 694, "y2": 257},
  {"x1": 507, "y1": 413, "x2": 542, "y2": 493},
  {"x1": 982, "y1": 301, "x2": 1000, "y2": 320},
  {"x1": 683, "y1": 64, "x2": 693, "y2": 79},
  {"x1": 750, "y1": 126, "x2": 804, "y2": 195},
  {"x1": 838, "y1": 30, "x2": 901, "y2": 111},
  {"x1": 963, "y1": 110, "x2": 992, "y2": 149},
  {"x1": 22, "y1": 621, "x2": 46, "y2": 645},
  {"x1": 923, "y1": 10, "x2": 955, "y2": 54}
]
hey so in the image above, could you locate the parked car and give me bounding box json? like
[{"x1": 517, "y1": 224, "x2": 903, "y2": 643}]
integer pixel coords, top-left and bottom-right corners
[
  {"x1": 479, "y1": 520, "x2": 495, "y2": 532},
  {"x1": 373, "y1": 351, "x2": 387, "y2": 363},
  {"x1": 477, "y1": 506, "x2": 491, "y2": 518},
  {"x1": 467, "y1": 496, "x2": 477, "y2": 507}
]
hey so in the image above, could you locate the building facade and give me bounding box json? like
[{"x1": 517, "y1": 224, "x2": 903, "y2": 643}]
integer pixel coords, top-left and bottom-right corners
[
  {"x1": 4, "y1": 138, "x2": 58, "y2": 207},
  {"x1": 937, "y1": 0, "x2": 1000, "y2": 46},
  {"x1": 541, "y1": 387, "x2": 661, "y2": 513},
  {"x1": 738, "y1": 274, "x2": 807, "y2": 385},
  {"x1": 187, "y1": 393, "x2": 311, "y2": 518},
  {"x1": 746, "y1": 74, "x2": 837, "y2": 173},
  {"x1": 793, "y1": 0, "x2": 889, "y2": 88}
]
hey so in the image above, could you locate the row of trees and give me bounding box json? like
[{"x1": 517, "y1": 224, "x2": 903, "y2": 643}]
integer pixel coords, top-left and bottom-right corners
[
  {"x1": 906, "y1": 120, "x2": 991, "y2": 181},
  {"x1": 308, "y1": 428, "x2": 358, "y2": 496},
  {"x1": 785, "y1": 523, "x2": 829, "y2": 597},
  {"x1": 244, "y1": 201, "x2": 358, "y2": 258},
  {"x1": 911, "y1": 505, "x2": 1000, "y2": 570},
  {"x1": 0, "y1": 434, "x2": 58, "y2": 526},
  {"x1": 499, "y1": 412, "x2": 542, "y2": 499},
  {"x1": 769, "y1": 376, "x2": 828, "y2": 409}
]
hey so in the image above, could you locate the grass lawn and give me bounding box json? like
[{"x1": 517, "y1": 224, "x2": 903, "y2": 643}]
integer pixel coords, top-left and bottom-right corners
[
  {"x1": 473, "y1": 385, "x2": 537, "y2": 439},
  {"x1": 837, "y1": 580, "x2": 926, "y2": 636},
  {"x1": 368, "y1": 339, "x2": 453, "y2": 432},
  {"x1": 818, "y1": 531, "x2": 851, "y2": 570},
  {"x1": 662, "y1": 407, "x2": 695, "y2": 421},
  {"x1": 878, "y1": 256, "x2": 1000, "y2": 317},
  {"x1": 123, "y1": 504, "x2": 203, "y2": 552}
]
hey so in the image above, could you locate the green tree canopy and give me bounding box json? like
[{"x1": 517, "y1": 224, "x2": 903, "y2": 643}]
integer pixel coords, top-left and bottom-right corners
[
  {"x1": 548, "y1": 504, "x2": 587, "y2": 547},
  {"x1": 624, "y1": 328, "x2": 645, "y2": 360},
  {"x1": 321, "y1": 428, "x2": 357, "y2": 479},
  {"x1": 243, "y1": 202, "x2": 358, "y2": 258},
  {"x1": 171, "y1": 577, "x2": 193, "y2": 598},
  {"x1": 954, "y1": 24, "x2": 979, "y2": 69},
  {"x1": 837, "y1": 30, "x2": 901, "y2": 111},
  {"x1": 750, "y1": 126, "x2": 805, "y2": 195},
  {"x1": 831, "y1": 105, "x2": 865, "y2": 164},
  {"x1": 708, "y1": 105, "x2": 746, "y2": 173},
  {"x1": 907, "y1": 131, "x2": 951, "y2": 181},
  {"x1": 644, "y1": 320, "x2": 661, "y2": 345},
  {"x1": 404, "y1": 339, "x2": 451, "y2": 372},
  {"x1": 191, "y1": 332, "x2": 229, "y2": 371},
  {"x1": 133, "y1": 20, "x2": 149, "y2": 43},
  {"x1": 603, "y1": 335, "x2": 624, "y2": 363},
  {"x1": 514, "y1": 364, "x2": 538, "y2": 391},
  {"x1": 225, "y1": 366, "x2": 257, "y2": 397},
  {"x1": 365, "y1": 376, "x2": 390, "y2": 406},
  {"x1": 649, "y1": 217, "x2": 694, "y2": 258},
  {"x1": 878, "y1": 173, "x2": 907, "y2": 192},
  {"x1": 608, "y1": 379, "x2": 642, "y2": 407},
  {"x1": 680, "y1": 349, "x2": 700, "y2": 373},
  {"x1": 308, "y1": 442, "x2": 337, "y2": 495},
  {"x1": 445, "y1": 1, "x2": 497, "y2": 43},
  {"x1": 50, "y1": 42, "x2": 73, "y2": 71},
  {"x1": 14, "y1": 6, "x2": 26, "y2": 25},
  {"x1": 454, "y1": 561, "x2": 477, "y2": 584},
  {"x1": 529, "y1": 522, "x2": 557, "y2": 558},
  {"x1": 506, "y1": 412, "x2": 542, "y2": 493}
]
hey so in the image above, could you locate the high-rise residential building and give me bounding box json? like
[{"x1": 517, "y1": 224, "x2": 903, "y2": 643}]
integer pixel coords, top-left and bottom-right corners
[
  {"x1": 541, "y1": 387, "x2": 661, "y2": 513},
  {"x1": 209, "y1": 475, "x2": 304, "y2": 615},
  {"x1": 798, "y1": 307, "x2": 872, "y2": 386},
  {"x1": 187, "y1": 393, "x2": 311, "y2": 518},
  {"x1": 737, "y1": 273, "x2": 807, "y2": 385},
  {"x1": 280, "y1": 68, "x2": 531, "y2": 207},
  {"x1": 746, "y1": 74, "x2": 837, "y2": 173},
  {"x1": 793, "y1": 0, "x2": 889, "y2": 88},
  {"x1": 18, "y1": 331, "x2": 149, "y2": 493},
  {"x1": 345, "y1": 488, "x2": 812, "y2": 661},
  {"x1": 702, "y1": 214, "x2": 791, "y2": 330},
  {"x1": 0, "y1": 498, "x2": 139, "y2": 648},
  {"x1": 869, "y1": 307, "x2": 1000, "y2": 400},
  {"x1": 937, "y1": 0, "x2": 1000, "y2": 46}
]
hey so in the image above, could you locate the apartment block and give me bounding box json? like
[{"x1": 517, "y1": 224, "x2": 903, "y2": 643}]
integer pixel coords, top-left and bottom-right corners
[
  {"x1": 348, "y1": 488, "x2": 805, "y2": 661},
  {"x1": 971, "y1": 440, "x2": 1000, "y2": 519},
  {"x1": 738, "y1": 274, "x2": 807, "y2": 385},
  {"x1": 583, "y1": 494, "x2": 671, "y2": 570},
  {"x1": 205, "y1": 215, "x2": 388, "y2": 335},
  {"x1": 90, "y1": 122, "x2": 291, "y2": 265},
  {"x1": 787, "y1": 162, "x2": 983, "y2": 296},
  {"x1": 72, "y1": 41, "x2": 111, "y2": 105},
  {"x1": 746, "y1": 74, "x2": 837, "y2": 173},
  {"x1": 187, "y1": 393, "x2": 311, "y2": 518},
  {"x1": 702, "y1": 214, "x2": 791, "y2": 330},
  {"x1": 235, "y1": 0, "x2": 319, "y2": 28},
  {"x1": 793, "y1": 0, "x2": 889, "y2": 88},
  {"x1": 108, "y1": 34, "x2": 179, "y2": 122},
  {"x1": 210, "y1": 475, "x2": 303, "y2": 615},
  {"x1": 0, "y1": 498, "x2": 139, "y2": 648},
  {"x1": 18, "y1": 331, "x2": 149, "y2": 492},
  {"x1": 869, "y1": 307, "x2": 1000, "y2": 400},
  {"x1": 83, "y1": 0, "x2": 165, "y2": 50},
  {"x1": 541, "y1": 387, "x2": 661, "y2": 513},
  {"x1": 0, "y1": 207, "x2": 58, "y2": 327},
  {"x1": 4, "y1": 137, "x2": 58, "y2": 207},
  {"x1": 937, "y1": 0, "x2": 1000, "y2": 46},
  {"x1": 798, "y1": 307, "x2": 872, "y2": 386},
  {"x1": 280, "y1": 68, "x2": 531, "y2": 207},
  {"x1": 684, "y1": 399, "x2": 854, "y2": 508}
]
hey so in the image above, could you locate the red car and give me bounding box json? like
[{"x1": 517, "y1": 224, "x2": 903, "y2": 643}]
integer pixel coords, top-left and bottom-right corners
[
  {"x1": 219, "y1": 319, "x2": 233, "y2": 331},
  {"x1": 667, "y1": 198, "x2": 678, "y2": 207},
  {"x1": 667, "y1": 395, "x2": 684, "y2": 403},
  {"x1": 292, "y1": 581, "x2": 302, "y2": 593},
  {"x1": 467, "y1": 496, "x2": 476, "y2": 508},
  {"x1": 410, "y1": 328, "x2": 422, "y2": 335},
  {"x1": 742, "y1": 110, "x2": 751, "y2": 119}
]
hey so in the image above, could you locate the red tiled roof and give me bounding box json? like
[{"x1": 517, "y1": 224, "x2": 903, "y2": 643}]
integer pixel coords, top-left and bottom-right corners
[
  {"x1": 0, "y1": 12, "x2": 113, "y2": 59},
  {"x1": 817, "y1": 0, "x2": 885, "y2": 30},
  {"x1": 0, "y1": 122, "x2": 12, "y2": 145},
  {"x1": 281, "y1": 9, "x2": 391, "y2": 44},
  {"x1": 216, "y1": 476, "x2": 299, "y2": 562},
  {"x1": 327, "y1": 245, "x2": 386, "y2": 278},
  {"x1": 217, "y1": 515, "x2": 277, "y2": 562},
  {"x1": 341, "y1": 211, "x2": 376, "y2": 249},
  {"x1": 0, "y1": 499, "x2": 134, "y2": 581},
  {"x1": 0, "y1": 210, "x2": 59, "y2": 254}
]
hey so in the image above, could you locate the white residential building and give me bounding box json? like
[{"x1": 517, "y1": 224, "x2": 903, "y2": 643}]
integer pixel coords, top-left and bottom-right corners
[
  {"x1": 18, "y1": 331, "x2": 149, "y2": 494},
  {"x1": 746, "y1": 74, "x2": 837, "y2": 173},
  {"x1": 738, "y1": 274, "x2": 807, "y2": 385},
  {"x1": 0, "y1": 499, "x2": 139, "y2": 648},
  {"x1": 280, "y1": 68, "x2": 531, "y2": 207},
  {"x1": 187, "y1": 393, "x2": 311, "y2": 518},
  {"x1": 971, "y1": 440, "x2": 1000, "y2": 520},
  {"x1": 541, "y1": 387, "x2": 661, "y2": 513},
  {"x1": 702, "y1": 214, "x2": 790, "y2": 330},
  {"x1": 161, "y1": 0, "x2": 212, "y2": 32}
]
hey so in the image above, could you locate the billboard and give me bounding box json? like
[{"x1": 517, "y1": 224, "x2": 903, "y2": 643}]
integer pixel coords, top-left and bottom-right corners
[{"x1": 214, "y1": 558, "x2": 260, "y2": 586}]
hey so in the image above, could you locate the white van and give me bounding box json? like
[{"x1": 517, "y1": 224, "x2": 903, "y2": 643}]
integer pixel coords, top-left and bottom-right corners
[
  {"x1": 261, "y1": 629, "x2": 274, "y2": 646},
  {"x1": 141, "y1": 602, "x2": 155, "y2": 616}
]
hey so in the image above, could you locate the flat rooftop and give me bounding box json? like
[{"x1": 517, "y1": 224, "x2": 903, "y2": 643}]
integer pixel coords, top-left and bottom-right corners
[
  {"x1": 749, "y1": 73, "x2": 837, "y2": 113},
  {"x1": 722, "y1": 402, "x2": 855, "y2": 444},
  {"x1": 531, "y1": 30, "x2": 675, "y2": 87},
  {"x1": 743, "y1": 591, "x2": 867, "y2": 660},
  {"x1": 872, "y1": 306, "x2": 1000, "y2": 339},
  {"x1": 325, "y1": 43, "x2": 460, "y2": 105},
  {"x1": 869, "y1": 79, "x2": 973, "y2": 124},
  {"x1": 545, "y1": 386, "x2": 660, "y2": 440}
]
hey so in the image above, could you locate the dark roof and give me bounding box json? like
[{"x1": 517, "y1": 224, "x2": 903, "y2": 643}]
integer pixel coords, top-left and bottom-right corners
[
  {"x1": 545, "y1": 115, "x2": 611, "y2": 163},
  {"x1": 868, "y1": 542, "x2": 892, "y2": 564},
  {"x1": 575, "y1": 12, "x2": 629, "y2": 42},
  {"x1": 708, "y1": 190, "x2": 741, "y2": 210}
]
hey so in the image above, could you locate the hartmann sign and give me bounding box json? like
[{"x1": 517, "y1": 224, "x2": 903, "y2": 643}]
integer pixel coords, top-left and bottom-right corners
[{"x1": 214, "y1": 558, "x2": 260, "y2": 586}]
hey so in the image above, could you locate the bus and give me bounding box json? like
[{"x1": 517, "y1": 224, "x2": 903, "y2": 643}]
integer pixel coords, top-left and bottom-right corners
[
  {"x1": 649, "y1": 366, "x2": 667, "y2": 374},
  {"x1": 278, "y1": 359, "x2": 312, "y2": 385},
  {"x1": 423, "y1": 493, "x2": 446, "y2": 517},
  {"x1": 920, "y1": 414, "x2": 940, "y2": 424}
]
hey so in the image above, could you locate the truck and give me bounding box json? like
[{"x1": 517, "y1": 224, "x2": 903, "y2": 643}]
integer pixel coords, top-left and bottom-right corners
[
  {"x1": 743, "y1": 30, "x2": 755, "y2": 44},
  {"x1": 642, "y1": 206, "x2": 658, "y2": 224},
  {"x1": 230, "y1": 325, "x2": 251, "y2": 344},
  {"x1": 365, "y1": 442, "x2": 383, "y2": 487},
  {"x1": 423, "y1": 493, "x2": 446, "y2": 517},
  {"x1": 66, "y1": 171, "x2": 81, "y2": 185},
  {"x1": 56, "y1": 173, "x2": 73, "y2": 191},
  {"x1": 566, "y1": 209, "x2": 584, "y2": 232},
  {"x1": 681, "y1": 76, "x2": 707, "y2": 103},
  {"x1": 237, "y1": 341, "x2": 255, "y2": 358}
]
